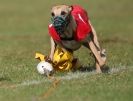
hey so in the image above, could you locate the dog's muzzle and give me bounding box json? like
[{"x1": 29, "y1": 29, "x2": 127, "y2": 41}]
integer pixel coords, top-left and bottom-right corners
[{"x1": 51, "y1": 15, "x2": 70, "y2": 36}]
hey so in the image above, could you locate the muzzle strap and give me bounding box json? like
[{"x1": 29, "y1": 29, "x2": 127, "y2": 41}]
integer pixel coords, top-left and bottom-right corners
[{"x1": 51, "y1": 15, "x2": 71, "y2": 36}]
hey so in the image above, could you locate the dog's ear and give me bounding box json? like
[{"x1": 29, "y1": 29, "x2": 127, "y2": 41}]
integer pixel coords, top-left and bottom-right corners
[{"x1": 68, "y1": 6, "x2": 73, "y2": 12}]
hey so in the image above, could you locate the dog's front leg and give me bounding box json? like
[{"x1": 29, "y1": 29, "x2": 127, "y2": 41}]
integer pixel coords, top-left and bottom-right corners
[{"x1": 49, "y1": 37, "x2": 56, "y2": 61}]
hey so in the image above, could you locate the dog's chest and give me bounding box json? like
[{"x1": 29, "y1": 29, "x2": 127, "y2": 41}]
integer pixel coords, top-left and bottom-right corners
[{"x1": 56, "y1": 40, "x2": 81, "y2": 50}]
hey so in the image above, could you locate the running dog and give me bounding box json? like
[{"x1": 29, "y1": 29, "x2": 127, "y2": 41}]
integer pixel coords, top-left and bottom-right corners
[{"x1": 48, "y1": 5, "x2": 106, "y2": 73}]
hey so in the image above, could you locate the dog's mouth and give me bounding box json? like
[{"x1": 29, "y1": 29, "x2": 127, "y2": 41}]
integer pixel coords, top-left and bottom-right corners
[{"x1": 51, "y1": 14, "x2": 71, "y2": 37}]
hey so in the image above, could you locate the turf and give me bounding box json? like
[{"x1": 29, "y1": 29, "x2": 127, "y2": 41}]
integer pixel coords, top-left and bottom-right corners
[{"x1": 0, "y1": 0, "x2": 133, "y2": 101}]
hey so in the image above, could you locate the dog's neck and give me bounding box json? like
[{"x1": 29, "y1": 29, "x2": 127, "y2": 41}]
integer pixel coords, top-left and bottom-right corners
[{"x1": 62, "y1": 15, "x2": 77, "y2": 39}]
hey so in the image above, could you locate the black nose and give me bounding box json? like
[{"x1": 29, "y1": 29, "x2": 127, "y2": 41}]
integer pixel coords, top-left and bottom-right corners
[{"x1": 53, "y1": 16, "x2": 65, "y2": 27}]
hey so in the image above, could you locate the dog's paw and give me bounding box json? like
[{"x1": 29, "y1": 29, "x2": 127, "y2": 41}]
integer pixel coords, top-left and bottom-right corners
[
  {"x1": 96, "y1": 63, "x2": 102, "y2": 73},
  {"x1": 101, "y1": 49, "x2": 106, "y2": 63},
  {"x1": 101, "y1": 49, "x2": 106, "y2": 57}
]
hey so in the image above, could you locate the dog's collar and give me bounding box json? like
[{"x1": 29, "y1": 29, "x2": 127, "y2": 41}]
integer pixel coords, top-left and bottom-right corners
[
  {"x1": 60, "y1": 30, "x2": 75, "y2": 41},
  {"x1": 60, "y1": 36, "x2": 74, "y2": 41}
]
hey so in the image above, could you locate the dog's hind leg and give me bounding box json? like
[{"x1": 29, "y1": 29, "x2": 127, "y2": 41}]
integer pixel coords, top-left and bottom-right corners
[
  {"x1": 88, "y1": 40, "x2": 105, "y2": 66},
  {"x1": 89, "y1": 21, "x2": 106, "y2": 72},
  {"x1": 89, "y1": 20, "x2": 106, "y2": 58},
  {"x1": 89, "y1": 20, "x2": 101, "y2": 50}
]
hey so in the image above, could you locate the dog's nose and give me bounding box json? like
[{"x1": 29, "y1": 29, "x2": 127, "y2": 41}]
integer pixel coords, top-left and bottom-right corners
[{"x1": 52, "y1": 16, "x2": 65, "y2": 26}]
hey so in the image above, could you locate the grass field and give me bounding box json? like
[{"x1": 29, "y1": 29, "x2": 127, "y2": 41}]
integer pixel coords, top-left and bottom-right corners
[{"x1": 0, "y1": 0, "x2": 133, "y2": 101}]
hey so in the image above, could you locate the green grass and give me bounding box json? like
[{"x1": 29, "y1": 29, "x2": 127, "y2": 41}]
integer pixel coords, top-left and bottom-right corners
[{"x1": 0, "y1": 0, "x2": 133, "y2": 101}]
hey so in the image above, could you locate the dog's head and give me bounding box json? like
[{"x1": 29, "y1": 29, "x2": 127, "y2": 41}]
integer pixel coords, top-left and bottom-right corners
[
  {"x1": 51, "y1": 5, "x2": 72, "y2": 36},
  {"x1": 51, "y1": 5, "x2": 72, "y2": 17}
]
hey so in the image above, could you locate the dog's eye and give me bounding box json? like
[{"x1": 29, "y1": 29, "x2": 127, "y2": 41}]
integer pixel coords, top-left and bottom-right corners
[
  {"x1": 51, "y1": 12, "x2": 55, "y2": 17},
  {"x1": 61, "y1": 11, "x2": 66, "y2": 16}
]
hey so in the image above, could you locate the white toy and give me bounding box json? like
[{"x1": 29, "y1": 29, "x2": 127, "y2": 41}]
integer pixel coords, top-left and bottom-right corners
[{"x1": 37, "y1": 61, "x2": 53, "y2": 76}]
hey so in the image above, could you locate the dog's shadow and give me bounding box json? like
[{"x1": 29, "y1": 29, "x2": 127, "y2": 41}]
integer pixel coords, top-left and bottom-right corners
[{"x1": 75, "y1": 65, "x2": 110, "y2": 73}]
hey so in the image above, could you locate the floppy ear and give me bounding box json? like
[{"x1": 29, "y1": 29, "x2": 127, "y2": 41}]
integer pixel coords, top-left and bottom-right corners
[
  {"x1": 68, "y1": 6, "x2": 73, "y2": 12},
  {"x1": 51, "y1": 4, "x2": 58, "y2": 11}
]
